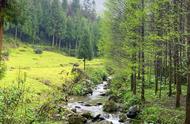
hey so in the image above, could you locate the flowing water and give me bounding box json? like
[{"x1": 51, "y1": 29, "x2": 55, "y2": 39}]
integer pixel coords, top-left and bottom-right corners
[{"x1": 67, "y1": 81, "x2": 127, "y2": 124}]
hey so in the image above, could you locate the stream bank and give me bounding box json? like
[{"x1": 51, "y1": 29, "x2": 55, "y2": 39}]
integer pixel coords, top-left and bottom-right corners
[{"x1": 65, "y1": 79, "x2": 132, "y2": 124}]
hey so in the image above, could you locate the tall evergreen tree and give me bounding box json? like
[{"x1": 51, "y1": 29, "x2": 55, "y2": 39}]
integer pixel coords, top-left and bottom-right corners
[{"x1": 78, "y1": 19, "x2": 93, "y2": 70}]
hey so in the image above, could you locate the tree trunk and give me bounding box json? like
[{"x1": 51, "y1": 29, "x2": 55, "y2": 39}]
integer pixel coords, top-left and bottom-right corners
[
  {"x1": 133, "y1": 70, "x2": 136, "y2": 95},
  {"x1": 185, "y1": 1, "x2": 190, "y2": 123},
  {"x1": 155, "y1": 55, "x2": 158, "y2": 95},
  {"x1": 52, "y1": 35, "x2": 55, "y2": 48},
  {"x1": 168, "y1": 41, "x2": 173, "y2": 96},
  {"x1": 0, "y1": 20, "x2": 3, "y2": 57},
  {"x1": 138, "y1": 51, "x2": 141, "y2": 79},
  {"x1": 15, "y1": 26, "x2": 18, "y2": 40},
  {"x1": 132, "y1": 53, "x2": 137, "y2": 95},
  {"x1": 83, "y1": 58, "x2": 86, "y2": 71},
  {"x1": 173, "y1": 0, "x2": 181, "y2": 108},
  {"x1": 58, "y1": 39, "x2": 61, "y2": 50},
  {"x1": 131, "y1": 73, "x2": 134, "y2": 92},
  {"x1": 141, "y1": 0, "x2": 145, "y2": 102}
]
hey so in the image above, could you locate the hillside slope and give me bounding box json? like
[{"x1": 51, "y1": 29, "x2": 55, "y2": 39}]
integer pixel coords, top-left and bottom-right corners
[{"x1": 0, "y1": 40, "x2": 103, "y2": 95}]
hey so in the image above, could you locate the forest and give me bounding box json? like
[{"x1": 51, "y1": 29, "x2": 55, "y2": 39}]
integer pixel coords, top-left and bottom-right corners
[{"x1": 0, "y1": 0, "x2": 190, "y2": 124}]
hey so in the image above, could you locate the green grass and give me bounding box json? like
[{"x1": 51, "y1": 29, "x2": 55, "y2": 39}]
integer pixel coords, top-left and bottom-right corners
[{"x1": 0, "y1": 41, "x2": 104, "y2": 103}]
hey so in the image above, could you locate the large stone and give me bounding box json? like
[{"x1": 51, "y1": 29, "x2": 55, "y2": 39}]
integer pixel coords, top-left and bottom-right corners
[
  {"x1": 126, "y1": 105, "x2": 140, "y2": 119},
  {"x1": 92, "y1": 114, "x2": 105, "y2": 122},
  {"x1": 68, "y1": 113, "x2": 87, "y2": 124},
  {"x1": 81, "y1": 112, "x2": 93, "y2": 119},
  {"x1": 103, "y1": 100, "x2": 118, "y2": 112}
]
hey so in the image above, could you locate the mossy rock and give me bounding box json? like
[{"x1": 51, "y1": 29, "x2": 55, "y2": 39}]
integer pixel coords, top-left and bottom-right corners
[
  {"x1": 103, "y1": 100, "x2": 118, "y2": 112},
  {"x1": 68, "y1": 113, "x2": 87, "y2": 124}
]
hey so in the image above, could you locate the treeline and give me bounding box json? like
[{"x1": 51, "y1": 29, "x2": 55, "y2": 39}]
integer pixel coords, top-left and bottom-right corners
[
  {"x1": 5, "y1": 0, "x2": 100, "y2": 57},
  {"x1": 100, "y1": 0, "x2": 190, "y2": 123}
]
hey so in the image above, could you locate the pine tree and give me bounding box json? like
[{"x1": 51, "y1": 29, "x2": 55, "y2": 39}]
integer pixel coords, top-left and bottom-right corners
[
  {"x1": 185, "y1": 0, "x2": 190, "y2": 123},
  {"x1": 78, "y1": 19, "x2": 93, "y2": 70},
  {"x1": 0, "y1": 0, "x2": 22, "y2": 52}
]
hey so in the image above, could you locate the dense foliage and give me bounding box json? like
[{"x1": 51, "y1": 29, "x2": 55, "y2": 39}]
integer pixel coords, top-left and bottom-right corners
[
  {"x1": 5, "y1": 0, "x2": 100, "y2": 58},
  {"x1": 99, "y1": 0, "x2": 190, "y2": 123}
]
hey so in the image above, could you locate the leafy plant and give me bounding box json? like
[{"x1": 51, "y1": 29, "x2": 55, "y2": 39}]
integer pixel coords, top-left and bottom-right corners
[
  {"x1": 86, "y1": 67, "x2": 108, "y2": 84},
  {"x1": 0, "y1": 72, "x2": 35, "y2": 124}
]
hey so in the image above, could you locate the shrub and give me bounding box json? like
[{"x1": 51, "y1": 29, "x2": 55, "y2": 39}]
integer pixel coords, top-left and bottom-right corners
[
  {"x1": 139, "y1": 106, "x2": 184, "y2": 124},
  {"x1": 124, "y1": 95, "x2": 141, "y2": 108},
  {"x1": 2, "y1": 50, "x2": 9, "y2": 57},
  {"x1": 0, "y1": 73, "x2": 35, "y2": 124},
  {"x1": 0, "y1": 62, "x2": 6, "y2": 80},
  {"x1": 0, "y1": 72, "x2": 66, "y2": 123},
  {"x1": 139, "y1": 106, "x2": 160, "y2": 123},
  {"x1": 34, "y1": 48, "x2": 43, "y2": 54},
  {"x1": 86, "y1": 67, "x2": 108, "y2": 84},
  {"x1": 72, "y1": 84, "x2": 84, "y2": 95}
]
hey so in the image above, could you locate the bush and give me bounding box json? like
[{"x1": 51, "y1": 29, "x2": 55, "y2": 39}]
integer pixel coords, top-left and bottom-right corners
[
  {"x1": 0, "y1": 62, "x2": 6, "y2": 80},
  {"x1": 86, "y1": 67, "x2": 108, "y2": 84},
  {"x1": 2, "y1": 50, "x2": 9, "y2": 57},
  {"x1": 70, "y1": 80, "x2": 93, "y2": 96},
  {"x1": 0, "y1": 73, "x2": 35, "y2": 124},
  {"x1": 72, "y1": 84, "x2": 84, "y2": 95},
  {"x1": 124, "y1": 94, "x2": 141, "y2": 108},
  {"x1": 139, "y1": 106, "x2": 184, "y2": 124},
  {"x1": 0, "y1": 73, "x2": 67, "y2": 123},
  {"x1": 139, "y1": 106, "x2": 159, "y2": 123},
  {"x1": 34, "y1": 48, "x2": 43, "y2": 54},
  {"x1": 109, "y1": 72, "x2": 128, "y2": 98}
]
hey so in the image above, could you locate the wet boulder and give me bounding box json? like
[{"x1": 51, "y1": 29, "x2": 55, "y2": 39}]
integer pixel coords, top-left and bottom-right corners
[
  {"x1": 96, "y1": 102, "x2": 103, "y2": 106},
  {"x1": 100, "y1": 93, "x2": 107, "y2": 96},
  {"x1": 84, "y1": 87, "x2": 93, "y2": 96},
  {"x1": 75, "y1": 106, "x2": 81, "y2": 109},
  {"x1": 108, "y1": 95, "x2": 120, "y2": 102},
  {"x1": 84, "y1": 103, "x2": 92, "y2": 107},
  {"x1": 92, "y1": 114, "x2": 105, "y2": 122},
  {"x1": 102, "y1": 75, "x2": 108, "y2": 81},
  {"x1": 119, "y1": 113, "x2": 127, "y2": 122},
  {"x1": 68, "y1": 113, "x2": 87, "y2": 124},
  {"x1": 126, "y1": 105, "x2": 140, "y2": 119},
  {"x1": 93, "y1": 120, "x2": 113, "y2": 124},
  {"x1": 81, "y1": 112, "x2": 93, "y2": 119},
  {"x1": 71, "y1": 108, "x2": 77, "y2": 113},
  {"x1": 103, "y1": 100, "x2": 118, "y2": 112}
]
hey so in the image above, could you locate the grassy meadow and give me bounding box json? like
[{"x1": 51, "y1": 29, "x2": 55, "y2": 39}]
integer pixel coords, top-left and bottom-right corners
[{"x1": 0, "y1": 39, "x2": 104, "y2": 104}]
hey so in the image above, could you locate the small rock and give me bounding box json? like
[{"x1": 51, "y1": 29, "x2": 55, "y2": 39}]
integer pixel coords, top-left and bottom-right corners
[
  {"x1": 73, "y1": 63, "x2": 80, "y2": 67},
  {"x1": 84, "y1": 103, "x2": 92, "y2": 107},
  {"x1": 92, "y1": 114, "x2": 105, "y2": 122},
  {"x1": 75, "y1": 106, "x2": 81, "y2": 109},
  {"x1": 96, "y1": 103, "x2": 103, "y2": 106},
  {"x1": 41, "y1": 80, "x2": 51, "y2": 86},
  {"x1": 71, "y1": 108, "x2": 77, "y2": 113},
  {"x1": 100, "y1": 93, "x2": 106, "y2": 96},
  {"x1": 119, "y1": 113, "x2": 127, "y2": 122},
  {"x1": 78, "y1": 101, "x2": 84, "y2": 104}
]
